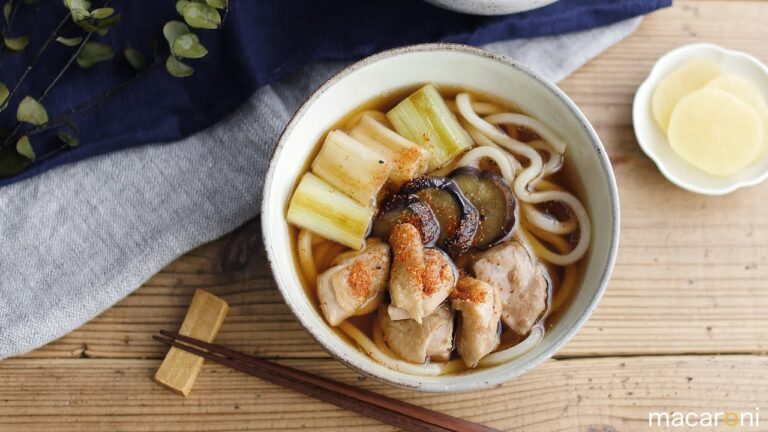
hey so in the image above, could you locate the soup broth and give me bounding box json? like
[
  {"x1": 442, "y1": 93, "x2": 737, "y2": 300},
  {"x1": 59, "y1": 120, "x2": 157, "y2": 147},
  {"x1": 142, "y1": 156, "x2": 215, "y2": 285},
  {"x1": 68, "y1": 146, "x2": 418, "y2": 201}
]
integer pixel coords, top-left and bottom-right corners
[{"x1": 286, "y1": 84, "x2": 590, "y2": 376}]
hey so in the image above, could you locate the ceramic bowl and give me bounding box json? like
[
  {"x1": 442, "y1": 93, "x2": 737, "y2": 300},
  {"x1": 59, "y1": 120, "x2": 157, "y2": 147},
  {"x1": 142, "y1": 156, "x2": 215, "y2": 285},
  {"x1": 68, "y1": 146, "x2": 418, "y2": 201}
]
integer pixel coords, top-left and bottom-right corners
[
  {"x1": 262, "y1": 43, "x2": 620, "y2": 392},
  {"x1": 633, "y1": 43, "x2": 768, "y2": 195},
  {"x1": 422, "y1": 0, "x2": 558, "y2": 15}
]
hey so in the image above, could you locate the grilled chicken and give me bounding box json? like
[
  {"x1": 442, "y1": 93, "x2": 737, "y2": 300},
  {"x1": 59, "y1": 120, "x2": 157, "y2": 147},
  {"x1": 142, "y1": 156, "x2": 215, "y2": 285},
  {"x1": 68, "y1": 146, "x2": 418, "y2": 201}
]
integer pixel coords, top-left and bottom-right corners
[
  {"x1": 473, "y1": 238, "x2": 550, "y2": 335},
  {"x1": 378, "y1": 304, "x2": 454, "y2": 363},
  {"x1": 388, "y1": 223, "x2": 457, "y2": 323},
  {"x1": 317, "y1": 242, "x2": 390, "y2": 326},
  {"x1": 451, "y1": 276, "x2": 502, "y2": 368}
]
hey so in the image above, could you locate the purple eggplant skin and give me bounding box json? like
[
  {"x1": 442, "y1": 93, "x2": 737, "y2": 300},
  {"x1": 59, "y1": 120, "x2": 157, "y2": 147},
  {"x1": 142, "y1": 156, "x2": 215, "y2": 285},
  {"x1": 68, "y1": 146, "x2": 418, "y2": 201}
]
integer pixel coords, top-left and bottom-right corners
[
  {"x1": 449, "y1": 166, "x2": 517, "y2": 250},
  {"x1": 398, "y1": 176, "x2": 480, "y2": 257},
  {"x1": 372, "y1": 194, "x2": 440, "y2": 246}
]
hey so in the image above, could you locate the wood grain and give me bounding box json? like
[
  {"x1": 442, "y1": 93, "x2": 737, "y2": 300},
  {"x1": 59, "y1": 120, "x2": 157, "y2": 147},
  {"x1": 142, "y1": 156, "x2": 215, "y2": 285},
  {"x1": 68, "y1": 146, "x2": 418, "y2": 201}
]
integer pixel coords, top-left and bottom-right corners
[
  {"x1": 3, "y1": 1, "x2": 768, "y2": 431},
  {"x1": 1, "y1": 355, "x2": 767, "y2": 432}
]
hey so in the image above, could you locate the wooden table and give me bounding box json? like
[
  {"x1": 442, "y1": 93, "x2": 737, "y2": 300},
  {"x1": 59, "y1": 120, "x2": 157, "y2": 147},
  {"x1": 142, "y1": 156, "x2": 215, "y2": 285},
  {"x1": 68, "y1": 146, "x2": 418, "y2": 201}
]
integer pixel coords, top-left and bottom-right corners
[{"x1": 3, "y1": 2, "x2": 768, "y2": 430}]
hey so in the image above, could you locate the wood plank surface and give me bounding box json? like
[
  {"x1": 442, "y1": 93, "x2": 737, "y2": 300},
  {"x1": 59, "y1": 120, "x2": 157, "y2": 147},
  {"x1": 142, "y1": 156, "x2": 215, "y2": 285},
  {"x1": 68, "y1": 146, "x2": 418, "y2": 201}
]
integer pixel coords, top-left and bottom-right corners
[
  {"x1": 2, "y1": 1, "x2": 768, "y2": 431},
  {"x1": 1, "y1": 355, "x2": 767, "y2": 432}
]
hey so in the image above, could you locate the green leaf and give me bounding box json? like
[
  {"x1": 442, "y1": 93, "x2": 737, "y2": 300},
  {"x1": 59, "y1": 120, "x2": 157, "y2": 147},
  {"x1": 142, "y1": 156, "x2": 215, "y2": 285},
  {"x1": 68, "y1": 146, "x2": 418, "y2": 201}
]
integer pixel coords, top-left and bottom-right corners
[
  {"x1": 175, "y1": 0, "x2": 190, "y2": 15},
  {"x1": 3, "y1": 3, "x2": 10, "y2": 24},
  {"x1": 163, "y1": 20, "x2": 189, "y2": 48},
  {"x1": 205, "y1": 0, "x2": 226, "y2": 9},
  {"x1": 76, "y1": 19, "x2": 98, "y2": 32},
  {"x1": 17, "y1": 96, "x2": 48, "y2": 126},
  {"x1": 4, "y1": 36, "x2": 29, "y2": 52},
  {"x1": 56, "y1": 36, "x2": 83, "y2": 47},
  {"x1": 63, "y1": 0, "x2": 90, "y2": 18},
  {"x1": 90, "y1": 7, "x2": 113, "y2": 19},
  {"x1": 165, "y1": 55, "x2": 193, "y2": 78},
  {"x1": 123, "y1": 47, "x2": 145, "y2": 70},
  {"x1": 0, "y1": 141, "x2": 29, "y2": 177},
  {"x1": 57, "y1": 131, "x2": 79, "y2": 148},
  {"x1": 95, "y1": 13, "x2": 120, "y2": 35},
  {"x1": 70, "y1": 8, "x2": 90, "y2": 21},
  {"x1": 172, "y1": 33, "x2": 207, "y2": 59},
  {"x1": 76, "y1": 42, "x2": 114, "y2": 68},
  {"x1": 0, "y1": 81, "x2": 8, "y2": 111},
  {"x1": 62, "y1": 118, "x2": 78, "y2": 132},
  {"x1": 15, "y1": 136, "x2": 34, "y2": 160},
  {"x1": 182, "y1": 2, "x2": 220, "y2": 29}
]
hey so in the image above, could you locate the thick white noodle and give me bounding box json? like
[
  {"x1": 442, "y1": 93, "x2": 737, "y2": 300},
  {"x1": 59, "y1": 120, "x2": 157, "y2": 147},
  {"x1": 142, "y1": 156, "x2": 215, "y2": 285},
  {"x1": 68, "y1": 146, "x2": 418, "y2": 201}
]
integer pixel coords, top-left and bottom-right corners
[
  {"x1": 522, "y1": 179, "x2": 578, "y2": 234},
  {"x1": 522, "y1": 203, "x2": 578, "y2": 235},
  {"x1": 446, "y1": 100, "x2": 505, "y2": 116},
  {"x1": 338, "y1": 322, "x2": 464, "y2": 376},
  {"x1": 522, "y1": 223, "x2": 579, "y2": 313},
  {"x1": 297, "y1": 229, "x2": 317, "y2": 285},
  {"x1": 457, "y1": 146, "x2": 516, "y2": 184},
  {"x1": 372, "y1": 320, "x2": 398, "y2": 358},
  {"x1": 527, "y1": 139, "x2": 563, "y2": 177},
  {"x1": 462, "y1": 119, "x2": 523, "y2": 174},
  {"x1": 485, "y1": 113, "x2": 567, "y2": 154},
  {"x1": 455, "y1": 93, "x2": 591, "y2": 266},
  {"x1": 478, "y1": 326, "x2": 545, "y2": 367}
]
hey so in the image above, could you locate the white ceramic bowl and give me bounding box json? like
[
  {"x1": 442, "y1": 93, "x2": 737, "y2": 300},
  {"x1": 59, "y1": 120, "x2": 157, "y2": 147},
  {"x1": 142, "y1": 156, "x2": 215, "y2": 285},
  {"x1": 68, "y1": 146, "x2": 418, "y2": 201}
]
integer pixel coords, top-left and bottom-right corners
[
  {"x1": 634, "y1": 43, "x2": 768, "y2": 195},
  {"x1": 421, "y1": 0, "x2": 558, "y2": 15},
  {"x1": 262, "y1": 43, "x2": 620, "y2": 392}
]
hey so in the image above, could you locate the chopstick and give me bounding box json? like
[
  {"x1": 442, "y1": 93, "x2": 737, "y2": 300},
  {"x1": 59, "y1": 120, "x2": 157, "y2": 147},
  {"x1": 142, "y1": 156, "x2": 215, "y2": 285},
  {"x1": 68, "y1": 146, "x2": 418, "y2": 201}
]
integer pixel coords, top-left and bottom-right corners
[{"x1": 154, "y1": 331, "x2": 500, "y2": 432}]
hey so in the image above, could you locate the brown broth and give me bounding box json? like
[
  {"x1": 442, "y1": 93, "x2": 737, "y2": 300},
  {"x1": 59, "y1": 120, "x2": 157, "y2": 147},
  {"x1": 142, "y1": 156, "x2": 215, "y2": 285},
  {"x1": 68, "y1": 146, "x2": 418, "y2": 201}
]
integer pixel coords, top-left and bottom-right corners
[{"x1": 287, "y1": 84, "x2": 588, "y2": 373}]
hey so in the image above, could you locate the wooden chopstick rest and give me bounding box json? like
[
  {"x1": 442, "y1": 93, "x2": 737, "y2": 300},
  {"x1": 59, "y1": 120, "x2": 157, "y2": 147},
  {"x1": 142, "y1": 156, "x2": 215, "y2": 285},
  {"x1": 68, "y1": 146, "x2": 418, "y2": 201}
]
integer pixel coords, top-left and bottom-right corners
[{"x1": 154, "y1": 289, "x2": 229, "y2": 396}]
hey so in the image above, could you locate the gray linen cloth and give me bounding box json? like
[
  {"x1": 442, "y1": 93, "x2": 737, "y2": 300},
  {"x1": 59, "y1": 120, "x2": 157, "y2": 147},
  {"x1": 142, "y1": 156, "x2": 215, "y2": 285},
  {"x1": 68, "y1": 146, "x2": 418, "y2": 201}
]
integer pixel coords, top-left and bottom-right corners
[{"x1": 0, "y1": 18, "x2": 640, "y2": 359}]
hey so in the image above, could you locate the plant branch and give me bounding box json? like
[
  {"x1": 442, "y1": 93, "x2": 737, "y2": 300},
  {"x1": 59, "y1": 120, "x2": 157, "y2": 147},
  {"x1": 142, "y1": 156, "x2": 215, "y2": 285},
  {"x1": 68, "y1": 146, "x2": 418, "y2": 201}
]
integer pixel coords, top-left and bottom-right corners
[
  {"x1": 25, "y1": 62, "x2": 161, "y2": 138},
  {"x1": 40, "y1": 31, "x2": 93, "y2": 102},
  {"x1": 0, "y1": 31, "x2": 92, "y2": 150},
  {"x1": 0, "y1": 0, "x2": 22, "y2": 68},
  {"x1": 5, "y1": 14, "x2": 69, "y2": 104}
]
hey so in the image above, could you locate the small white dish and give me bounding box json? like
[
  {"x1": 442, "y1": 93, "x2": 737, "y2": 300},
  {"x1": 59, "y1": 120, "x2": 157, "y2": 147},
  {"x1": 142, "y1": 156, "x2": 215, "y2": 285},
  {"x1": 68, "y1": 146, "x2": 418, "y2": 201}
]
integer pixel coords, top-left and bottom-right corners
[
  {"x1": 422, "y1": 0, "x2": 558, "y2": 15},
  {"x1": 262, "y1": 43, "x2": 620, "y2": 392},
  {"x1": 633, "y1": 43, "x2": 768, "y2": 195}
]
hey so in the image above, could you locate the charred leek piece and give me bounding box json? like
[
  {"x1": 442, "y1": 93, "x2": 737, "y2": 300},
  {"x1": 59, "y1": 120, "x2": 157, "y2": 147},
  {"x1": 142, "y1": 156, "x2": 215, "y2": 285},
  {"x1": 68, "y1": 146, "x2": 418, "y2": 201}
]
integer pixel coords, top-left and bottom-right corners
[
  {"x1": 349, "y1": 113, "x2": 430, "y2": 186},
  {"x1": 312, "y1": 130, "x2": 391, "y2": 205},
  {"x1": 287, "y1": 173, "x2": 374, "y2": 250},
  {"x1": 386, "y1": 84, "x2": 473, "y2": 170}
]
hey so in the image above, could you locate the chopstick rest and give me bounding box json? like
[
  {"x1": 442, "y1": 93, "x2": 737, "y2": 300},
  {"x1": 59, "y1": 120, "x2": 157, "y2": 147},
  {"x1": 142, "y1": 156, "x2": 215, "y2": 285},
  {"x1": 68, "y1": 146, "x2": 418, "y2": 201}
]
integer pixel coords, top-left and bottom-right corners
[{"x1": 154, "y1": 289, "x2": 229, "y2": 396}]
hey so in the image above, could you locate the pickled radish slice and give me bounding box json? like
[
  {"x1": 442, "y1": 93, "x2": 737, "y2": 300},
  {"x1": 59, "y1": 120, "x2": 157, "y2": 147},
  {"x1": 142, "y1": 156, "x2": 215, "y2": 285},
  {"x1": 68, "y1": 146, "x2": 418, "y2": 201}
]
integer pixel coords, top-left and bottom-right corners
[
  {"x1": 668, "y1": 88, "x2": 764, "y2": 176},
  {"x1": 652, "y1": 58, "x2": 722, "y2": 131},
  {"x1": 706, "y1": 74, "x2": 768, "y2": 158}
]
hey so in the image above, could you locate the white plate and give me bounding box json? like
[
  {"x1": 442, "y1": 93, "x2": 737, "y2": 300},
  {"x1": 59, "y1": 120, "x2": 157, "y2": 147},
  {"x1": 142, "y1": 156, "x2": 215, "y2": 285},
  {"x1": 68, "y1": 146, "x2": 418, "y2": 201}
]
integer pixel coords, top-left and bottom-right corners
[{"x1": 633, "y1": 43, "x2": 768, "y2": 195}]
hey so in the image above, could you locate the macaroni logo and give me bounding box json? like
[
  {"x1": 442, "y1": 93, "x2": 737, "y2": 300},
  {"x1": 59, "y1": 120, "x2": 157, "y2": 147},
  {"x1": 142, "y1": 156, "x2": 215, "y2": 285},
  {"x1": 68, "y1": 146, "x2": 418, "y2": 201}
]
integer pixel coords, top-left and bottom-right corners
[{"x1": 648, "y1": 408, "x2": 760, "y2": 428}]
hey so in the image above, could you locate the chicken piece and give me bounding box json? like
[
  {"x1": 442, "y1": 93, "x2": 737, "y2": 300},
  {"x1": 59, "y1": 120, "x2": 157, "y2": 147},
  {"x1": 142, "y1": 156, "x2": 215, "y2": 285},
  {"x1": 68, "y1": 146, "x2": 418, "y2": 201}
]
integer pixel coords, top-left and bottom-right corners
[
  {"x1": 472, "y1": 238, "x2": 550, "y2": 335},
  {"x1": 388, "y1": 223, "x2": 457, "y2": 323},
  {"x1": 451, "y1": 277, "x2": 501, "y2": 368},
  {"x1": 317, "y1": 243, "x2": 390, "y2": 326},
  {"x1": 378, "y1": 304, "x2": 454, "y2": 364}
]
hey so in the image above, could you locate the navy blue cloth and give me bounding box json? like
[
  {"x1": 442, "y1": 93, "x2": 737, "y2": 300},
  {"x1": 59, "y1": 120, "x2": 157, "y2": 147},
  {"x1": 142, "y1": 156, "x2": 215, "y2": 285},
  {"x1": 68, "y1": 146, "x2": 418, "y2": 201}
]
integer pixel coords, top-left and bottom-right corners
[{"x1": 0, "y1": 0, "x2": 670, "y2": 187}]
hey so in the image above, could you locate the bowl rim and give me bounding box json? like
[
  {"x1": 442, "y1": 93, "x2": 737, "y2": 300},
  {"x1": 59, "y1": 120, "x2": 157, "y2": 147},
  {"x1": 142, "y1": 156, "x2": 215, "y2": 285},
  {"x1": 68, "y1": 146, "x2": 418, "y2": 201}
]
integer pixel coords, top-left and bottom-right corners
[
  {"x1": 421, "y1": 0, "x2": 560, "y2": 15},
  {"x1": 261, "y1": 42, "x2": 621, "y2": 392},
  {"x1": 633, "y1": 42, "x2": 768, "y2": 195}
]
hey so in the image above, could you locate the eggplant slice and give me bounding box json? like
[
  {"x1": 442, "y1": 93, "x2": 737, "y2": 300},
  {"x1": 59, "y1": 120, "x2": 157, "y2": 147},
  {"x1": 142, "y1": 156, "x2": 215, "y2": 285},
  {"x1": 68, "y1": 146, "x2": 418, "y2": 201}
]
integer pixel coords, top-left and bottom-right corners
[
  {"x1": 450, "y1": 167, "x2": 517, "y2": 249},
  {"x1": 372, "y1": 194, "x2": 439, "y2": 246},
  {"x1": 399, "y1": 176, "x2": 480, "y2": 257}
]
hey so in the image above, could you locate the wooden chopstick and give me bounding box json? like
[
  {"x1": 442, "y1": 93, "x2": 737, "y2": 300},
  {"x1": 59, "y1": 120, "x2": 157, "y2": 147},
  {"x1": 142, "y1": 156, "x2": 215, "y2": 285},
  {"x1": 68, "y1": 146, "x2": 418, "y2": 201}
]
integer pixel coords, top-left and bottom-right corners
[
  {"x1": 153, "y1": 333, "x2": 451, "y2": 432},
  {"x1": 154, "y1": 331, "x2": 500, "y2": 432}
]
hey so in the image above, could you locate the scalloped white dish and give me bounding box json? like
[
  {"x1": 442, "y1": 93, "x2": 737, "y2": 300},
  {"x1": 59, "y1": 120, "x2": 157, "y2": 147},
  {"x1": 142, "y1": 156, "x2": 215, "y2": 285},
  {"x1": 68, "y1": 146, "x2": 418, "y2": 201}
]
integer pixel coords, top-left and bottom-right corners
[{"x1": 633, "y1": 43, "x2": 768, "y2": 195}]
